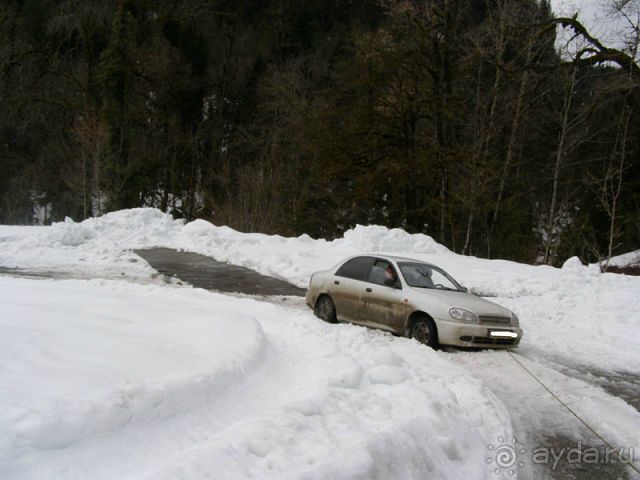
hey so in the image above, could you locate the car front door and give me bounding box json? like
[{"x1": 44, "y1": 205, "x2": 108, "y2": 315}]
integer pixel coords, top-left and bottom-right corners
[
  {"x1": 360, "y1": 259, "x2": 405, "y2": 333},
  {"x1": 330, "y1": 256, "x2": 375, "y2": 323}
]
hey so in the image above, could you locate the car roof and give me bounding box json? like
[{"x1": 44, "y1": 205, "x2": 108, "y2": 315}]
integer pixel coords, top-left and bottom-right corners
[{"x1": 346, "y1": 254, "x2": 438, "y2": 267}]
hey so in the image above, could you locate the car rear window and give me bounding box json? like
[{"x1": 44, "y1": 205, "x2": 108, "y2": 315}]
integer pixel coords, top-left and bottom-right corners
[{"x1": 335, "y1": 256, "x2": 374, "y2": 281}]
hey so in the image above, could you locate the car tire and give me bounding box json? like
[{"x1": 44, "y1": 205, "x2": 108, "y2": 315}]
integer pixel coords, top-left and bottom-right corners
[
  {"x1": 412, "y1": 317, "x2": 438, "y2": 348},
  {"x1": 314, "y1": 295, "x2": 338, "y2": 324}
]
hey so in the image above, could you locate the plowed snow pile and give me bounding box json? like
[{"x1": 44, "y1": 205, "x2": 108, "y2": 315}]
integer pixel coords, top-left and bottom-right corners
[
  {"x1": 0, "y1": 276, "x2": 510, "y2": 480},
  {"x1": 1, "y1": 208, "x2": 638, "y2": 372}
]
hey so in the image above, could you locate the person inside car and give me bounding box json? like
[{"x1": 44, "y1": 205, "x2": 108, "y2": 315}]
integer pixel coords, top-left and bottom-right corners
[
  {"x1": 416, "y1": 266, "x2": 435, "y2": 288},
  {"x1": 385, "y1": 265, "x2": 398, "y2": 284}
]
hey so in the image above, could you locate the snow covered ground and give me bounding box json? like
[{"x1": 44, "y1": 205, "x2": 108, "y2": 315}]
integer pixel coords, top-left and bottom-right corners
[
  {"x1": 1, "y1": 208, "x2": 639, "y2": 479},
  {"x1": 607, "y1": 250, "x2": 640, "y2": 268},
  {"x1": 1, "y1": 208, "x2": 638, "y2": 372},
  {"x1": 0, "y1": 276, "x2": 511, "y2": 480}
]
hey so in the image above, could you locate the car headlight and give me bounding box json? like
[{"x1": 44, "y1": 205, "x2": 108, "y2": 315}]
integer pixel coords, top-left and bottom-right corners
[
  {"x1": 449, "y1": 308, "x2": 478, "y2": 323},
  {"x1": 511, "y1": 313, "x2": 520, "y2": 327}
]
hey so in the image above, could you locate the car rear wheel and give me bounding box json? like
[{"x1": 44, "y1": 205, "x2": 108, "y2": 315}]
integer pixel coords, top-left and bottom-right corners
[
  {"x1": 412, "y1": 317, "x2": 438, "y2": 348},
  {"x1": 314, "y1": 296, "x2": 337, "y2": 324}
]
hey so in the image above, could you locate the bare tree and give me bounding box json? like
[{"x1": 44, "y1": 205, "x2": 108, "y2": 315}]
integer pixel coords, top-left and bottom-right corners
[
  {"x1": 590, "y1": 0, "x2": 640, "y2": 267},
  {"x1": 548, "y1": 16, "x2": 640, "y2": 78},
  {"x1": 542, "y1": 66, "x2": 577, "y2": 265},
  {"x1": 68, "y1": 111, "x2": 108, "y2": 217},
  {"x1": 590, "y1": 106, "x2": 633, "y2": 267}
]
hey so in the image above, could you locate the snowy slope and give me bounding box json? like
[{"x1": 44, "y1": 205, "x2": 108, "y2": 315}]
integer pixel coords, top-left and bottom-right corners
[
  {"x1": 0, "y1": 276, "x2": 511, "y2": 480},
  {"x1": 1, "y1": 208, "x2": 638, "y2": 373},
  {"x1": 607, "y1": 249, "x2": 640, "y2": 268},
  {"x1": 0, "y1": 225, "x2": 44, "y2": 237}
]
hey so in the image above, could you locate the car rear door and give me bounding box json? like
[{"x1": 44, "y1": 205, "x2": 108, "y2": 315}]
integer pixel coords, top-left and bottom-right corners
[
  {"x1": 330, "y1": 256, "x2": 375, "y2": 323},
  {"x1": 360, "y1": 259, "x2": 405, "y2": 333}
]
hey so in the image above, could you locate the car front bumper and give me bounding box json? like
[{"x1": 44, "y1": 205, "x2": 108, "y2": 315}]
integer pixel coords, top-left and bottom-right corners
[
  {"x1": 305, "y1": 290, "x2": 315, "y2": 310},
  {"x1": 435, "y1": 319, "x2": 523, "y2": 348}
]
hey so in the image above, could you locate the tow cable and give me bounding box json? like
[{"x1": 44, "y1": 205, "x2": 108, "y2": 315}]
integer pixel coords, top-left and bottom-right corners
[{"x1": 506, "y1": 350, "x2": 640, "y2": 477}]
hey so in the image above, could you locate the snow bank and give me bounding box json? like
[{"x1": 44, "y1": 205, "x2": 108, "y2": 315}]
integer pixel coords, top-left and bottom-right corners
[
  {"x1": 0, "y1": 210, "x2": 448, "y2": 285},
  {"x1": 606, "y1": 250, "x2": 640, "y2": 268},
  {"x1": 0, "y1": 210, "x2": 177, "y2": 279},
  {"x1": 0, "y1": 278, "x2": 264, "y2": 461},
  {"x1": 1, "y1": 208, "x2": 639, "y2": 372},
  {"x1": 0, "y1": 225, "x2": 44, "y2": 238},
  {"x1": 0, "y1": 277, "x2": 511, "y2": 480}
]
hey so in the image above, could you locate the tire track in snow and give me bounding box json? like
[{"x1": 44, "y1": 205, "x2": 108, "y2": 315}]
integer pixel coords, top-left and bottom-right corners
[
  {"x1": 519, "y1": 349, "x2": 640, "y2": 412},
  {"x1": 444, "y1": 350, "x2": 638, "y2": 480}
]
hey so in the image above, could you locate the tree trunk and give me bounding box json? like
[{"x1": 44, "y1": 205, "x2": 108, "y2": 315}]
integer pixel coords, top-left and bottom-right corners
[
  {"x1": 543, "y1": 67, "x2": 576, "y2": 265},
  {"x1": 439, "y1": 168, "x2": 447, "y2": 243},
  {"x1": 462, "y1": 210, "x2": 473, "y2": 255},
  {"x1": 492, "y1": 72, "x2": 528, "y2": 228},
  {"x1": 606, "y1": 106, "x2": 631, "y2": 265},
  {"x1": 82, "y1": 150, "x2": 88, "y2": 219}
]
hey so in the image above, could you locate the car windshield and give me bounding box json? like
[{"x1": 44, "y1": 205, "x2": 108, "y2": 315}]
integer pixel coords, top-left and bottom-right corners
[{"x1": 397, "y1": 262, "x2": 463, "y2": 291}]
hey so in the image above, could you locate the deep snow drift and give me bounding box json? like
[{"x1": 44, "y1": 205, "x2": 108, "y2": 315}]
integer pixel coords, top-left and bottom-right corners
[
  {"x1": 0, "y1": 276, "x2": 511, "y2": 480},
  {"x1": 607, "y1": 249, "x2": 640, "y2": 268},
  {"x1": 2, "y1": 209, "x2": 640, "y2": 479},
  {"x1": 1, "y1": 208, "x2": 639, "y2": 373}
]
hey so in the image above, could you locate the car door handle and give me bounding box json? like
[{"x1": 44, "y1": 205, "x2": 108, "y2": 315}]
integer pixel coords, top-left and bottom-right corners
[
  {"x1": 334, "y1": 280, "x2": 340, "y2": 285},
  {"x1": 365, "y1": 287, "x2": 372, "y2": 292}
]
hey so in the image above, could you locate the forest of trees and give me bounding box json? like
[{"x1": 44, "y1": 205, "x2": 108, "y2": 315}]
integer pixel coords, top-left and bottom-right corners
[{"x1": 1, "y1": 0, "x2": 638, "y2": 266}]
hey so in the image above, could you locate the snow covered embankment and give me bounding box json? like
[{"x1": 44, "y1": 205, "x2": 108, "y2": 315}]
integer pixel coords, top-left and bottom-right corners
[
  {"x1": 1, "y1": 208, "x2": 639, "y2": 373},
  {"x1": 0, "y1": 276, "x2": 511, "y2": 480}
]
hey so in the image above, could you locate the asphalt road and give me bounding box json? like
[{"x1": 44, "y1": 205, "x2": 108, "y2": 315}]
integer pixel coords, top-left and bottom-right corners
[{"x1": 135, "y1": 247, "x2": 307, "y2": 297}]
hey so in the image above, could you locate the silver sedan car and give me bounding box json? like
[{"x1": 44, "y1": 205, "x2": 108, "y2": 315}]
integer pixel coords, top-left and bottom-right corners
[{"x1": 306, "y1": 255, "x2": 523, "y2": 348}]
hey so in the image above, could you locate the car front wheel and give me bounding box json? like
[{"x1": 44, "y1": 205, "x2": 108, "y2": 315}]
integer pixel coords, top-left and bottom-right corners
[
  {"x1": 314, "y1": 296, "x2": 337, "y2": 324},
  {"x1": 412, "y1": 317, "x2": 438, "y2": 348}
]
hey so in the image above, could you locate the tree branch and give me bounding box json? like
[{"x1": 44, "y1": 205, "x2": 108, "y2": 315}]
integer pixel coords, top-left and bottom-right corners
[{"x1": 552, "y1": 17, "x2": 640, "y2": 77}]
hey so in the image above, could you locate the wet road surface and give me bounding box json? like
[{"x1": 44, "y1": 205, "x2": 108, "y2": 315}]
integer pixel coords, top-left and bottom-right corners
[
  {"x1": 451, "y1": 350, "x2": 638, "y2": 480},
  {"x1": 135, "y1": 248, "x2": 306, "y2": 297},
  {"x1": 541, "y1": 356, "x2": 640, "y2": 412},
  {"x1": 0, "y1": 266, "x2": 80, "y2": 279}
]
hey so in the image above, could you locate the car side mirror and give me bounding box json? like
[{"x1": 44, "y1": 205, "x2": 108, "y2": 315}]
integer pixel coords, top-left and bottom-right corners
[{"x1": 462, "y1": 286, "x2": 469, "y2": 293}]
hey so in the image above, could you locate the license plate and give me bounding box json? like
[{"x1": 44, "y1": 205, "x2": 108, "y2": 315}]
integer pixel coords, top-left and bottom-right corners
[{"x1": 488, "y1": 330, "x2": 518, "y2": 338}]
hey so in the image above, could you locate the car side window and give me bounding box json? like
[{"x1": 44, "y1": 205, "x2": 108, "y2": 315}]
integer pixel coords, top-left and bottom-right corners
[
  {"x1": 335, "y1": 256, "x2": 374, "y2": 281},
  {"x1": 368, "y1": 259, "x2": 400, "y2": 288}
]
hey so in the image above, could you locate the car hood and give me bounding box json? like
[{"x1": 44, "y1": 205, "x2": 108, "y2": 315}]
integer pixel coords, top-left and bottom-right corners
[{"x1": 408, "y1": 287, "x2": 513, "y2": 317}]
